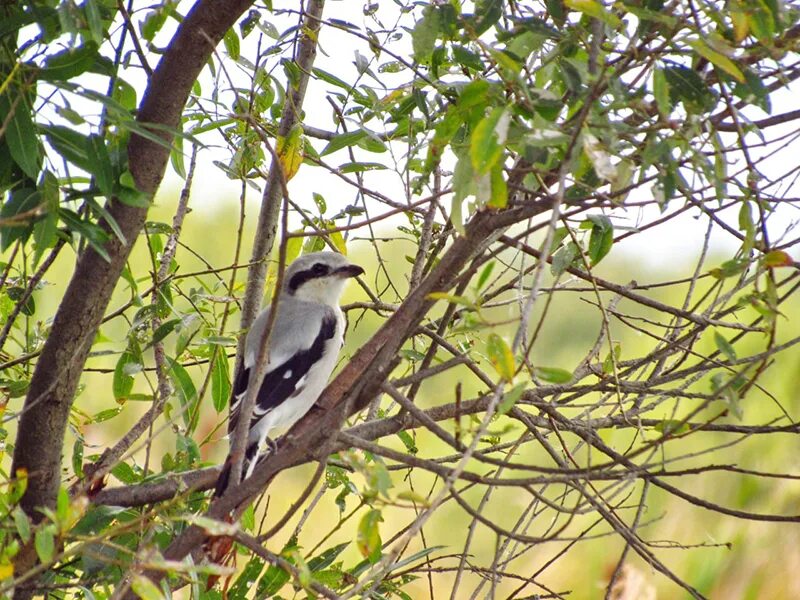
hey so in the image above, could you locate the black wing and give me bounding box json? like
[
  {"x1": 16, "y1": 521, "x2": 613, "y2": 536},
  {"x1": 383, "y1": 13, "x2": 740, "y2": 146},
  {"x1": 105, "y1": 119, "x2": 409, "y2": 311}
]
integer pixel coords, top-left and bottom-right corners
[{"x1": 228, "y1": 312, "x2": 336, "y2": 434}]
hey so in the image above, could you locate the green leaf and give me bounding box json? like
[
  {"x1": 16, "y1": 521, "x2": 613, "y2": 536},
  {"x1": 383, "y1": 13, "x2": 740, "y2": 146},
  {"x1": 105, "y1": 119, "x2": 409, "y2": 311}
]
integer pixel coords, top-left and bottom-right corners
[
  {"x1": 88, "y1": 198, "x2": 126, "y2": 245},
  {"x1": 713, "y1": 331, "x2": 737, "y2": 362},
  {"x1": 149, "y1": 318, "x2": 182, "y2": 348},
  {"x1": 451, "y1": 154, "x2": 473, "y2": 235},
  {"x1": 739, "y1": 200, "x2": 755, "y2": 253},
  {"x1": 487, "y1": 333, "x2": 515, "y2": 381},
  {"x1": 366, "y1": 460, "x2": 393, "y2": 499},
  {"x1": 329, "y1": 228, "x2": 347, "y2": 256},
  {"x1": 32, "y1": 171, "x2": 59, "y2": 268},
  {"x1": 131, "y1": 574, "x2": 165, "y2": 600},
  {"x1": 564, "y1": 0, "x2": 621, "y2": 27},
  {"x1": 312, "y1": 67, "x2": 354, "y2": 91},
  {"x1": 602, "y1": 342, "x2": 622, "y2": 375},
  {"x1": 72, "y1": 438, "x2": 84, "y2": 479},
  {"x1": 396, "y1": 430, "x2": 418, "y2": 454},
  {"x1": 308, "y1": 543, "x2": 350, "y2": 572},
  {"x1": 476, "y1": 261, "x2": 495, "y2": 290},
  {"x1": 427, "y1": 292, "x2": 474, "y2": 308},
  {"x1": 746, "y1": 0, "x2": 777, "y2": 43},
  {"x1": 321, "y1": 130, "x2": 367, "y2": 156},
  {"x1": 7, "y1": 286, "x2": 35, "y2": 316},
  {"x1": 110, "y1": 462, "x2": 138, "y2": 484},
  {"x1": 534, "y1": 366, "x2": 572, "y2": 384},
  {"x1": 412, "y1": 6, "x2": 440, "y2": 63},
  {"x1": 211, "y1": 347, "x2": 231, "y2": 413},
  {"x1": 551, "y1": 241, "x2": 579, "y2": 277},
  {"x1": 470, "y1": 0, "x2": 504, "y2": 35},
  {"x1": 339, "y1": 161, "x2": 387, "y2": 173},
  {"x1": 688, "y1": 39, "x2": 744, "y2": 82},
  {"x1": 140, "y1": 7, "x2": 169, "y2": 42},
  {"x1": 168, "y1": 359, "x2": 198, "y2": 430},
  {"x1": 13, "y1": 507, "x2": 30, "y2": 543},
  {"x1": 733, "y1": 69, "x2": 770, "y2": 113},
  {"x1": 498, "y1": 382, "x2": 527, "y2": 415},
  {"x1": 663, "y1": 64, "x2": 716, "y2": 112},
  {"x1": 452, "y1": 44, "x2": 484, "y2": 71},
  {"x1": 652, "y1": 67, "x2": 671, "y2": 115},
  {"x1": 86, "y1": 135, "x2": 114, "y2": 197},
  {"x1": 34, "y1": 527, "x2": 55, "y2": 564},
  {"x1": 526, "y1": 126, "x2": 569, "y2": 147},
  {"x1": 710, "y1": 257, "x2": 748, "y2": 279},
  {"x1": 257, "y1": 563, "x2": 291, "y2": 597},
  {"x1": 1, "y1": 188, "x2": 41, "y2": 251},
  {"x1": 224, "y1": 29, "x2": 240, "y2": 60},
  {"x1": 587, "y1": 214, "x2": 613, "y2": 265},
  {"x1": 112, "y1": 78, "x2": 138, "y2": 112},
  {"x1": 710, "y1": 371, "x2": 745, "y2": 420},
  {"x1": 94, "y1": 407, "x2": 122, "y2": 424},
  {"x1": 622, "y1": 3, "x2": 677, "y2": 27},
  {"x1": 396, "y1": 489, "x2": 431, "y2": 507},
  {"x1": 458, "y1": 79, "x2": 492, "y2": 112},
  {"x1": 654, "y1": 419, "x2": 690, "y2": 435},
  {"x1": 489, "y1": 47, "x2": 522, "y2": 75},
  {"x1": 228, "y1": 556, "x2": 264, "y2": 597},
  {"x1": 470, "y1": 107, "x2": 508, "y2": 175},
  {"x1": 39, "y1": 43, "x2": 99, "y2": 80},
  {"x1": 59, "y1": 208, "x2": 111, "y2": 261},
  {"x1": 56, "y1": 486, "x2": 69, "y2": 527},
  {"x1": 356, "y1": 135, "x2": 387, "y2": 154},
  {"x1": 42, "y1": 125, "x2": 93, "y2": 172},
  {"x1": 84, "y1": 0, "x2": 104, "y2": 44},
  {"x1": 357, "y1": 509, "x2": 383, "y2": 563},
  {"x1": 2, "y1": 90, "x2": 41, "y2": 179},
  {"x1": 240, "y1": 504, "x2": 256, "y2": 532},
  {"x1": 113, "y1": 344, "x2": 141, "y2": 400}
]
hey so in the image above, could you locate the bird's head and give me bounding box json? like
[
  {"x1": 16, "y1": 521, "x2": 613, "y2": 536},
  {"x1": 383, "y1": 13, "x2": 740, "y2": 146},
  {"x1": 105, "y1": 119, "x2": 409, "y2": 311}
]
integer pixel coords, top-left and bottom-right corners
[{"x1": 282, "y1": 251, "x2": 364, "y2": 305}]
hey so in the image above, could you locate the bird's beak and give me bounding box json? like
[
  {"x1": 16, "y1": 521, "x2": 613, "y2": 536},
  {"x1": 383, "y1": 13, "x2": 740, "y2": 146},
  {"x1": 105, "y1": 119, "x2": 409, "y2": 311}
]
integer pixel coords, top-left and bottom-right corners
[{"x1": 336, "y1": 263, "x2": 364, "y2": 278}]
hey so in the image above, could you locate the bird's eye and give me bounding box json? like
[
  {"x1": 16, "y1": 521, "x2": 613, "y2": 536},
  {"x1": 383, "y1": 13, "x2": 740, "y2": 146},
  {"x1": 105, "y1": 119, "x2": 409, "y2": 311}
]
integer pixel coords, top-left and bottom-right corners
[{"x1": 312, "y1": 263, "x2": 329, "y2": 276}]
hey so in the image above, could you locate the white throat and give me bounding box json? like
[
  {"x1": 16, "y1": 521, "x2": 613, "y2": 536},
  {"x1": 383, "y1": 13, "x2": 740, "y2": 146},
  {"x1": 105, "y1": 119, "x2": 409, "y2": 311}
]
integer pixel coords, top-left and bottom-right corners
[{"x1": 292, "y1": 277, "x2": 348, "y2": 306}]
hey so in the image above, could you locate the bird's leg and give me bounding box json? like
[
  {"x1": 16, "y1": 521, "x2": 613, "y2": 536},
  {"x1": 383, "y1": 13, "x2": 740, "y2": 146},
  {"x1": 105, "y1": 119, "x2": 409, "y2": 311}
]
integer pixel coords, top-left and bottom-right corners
[{"x1": 265, "y1": 436, "x2": 279, "y2": 455}]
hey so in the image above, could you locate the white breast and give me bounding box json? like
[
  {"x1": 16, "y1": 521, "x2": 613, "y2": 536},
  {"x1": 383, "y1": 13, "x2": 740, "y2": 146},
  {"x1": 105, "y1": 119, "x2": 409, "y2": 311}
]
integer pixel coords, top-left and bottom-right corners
[{"x1": 249, "y1": 309, "x2": 345, "y2": 444}]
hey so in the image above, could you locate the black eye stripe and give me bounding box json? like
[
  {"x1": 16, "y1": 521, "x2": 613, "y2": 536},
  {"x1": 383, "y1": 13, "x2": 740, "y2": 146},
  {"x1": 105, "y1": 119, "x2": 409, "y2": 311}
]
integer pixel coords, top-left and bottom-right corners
[{"x1": 288, "y1": 263, "x2": 332, "y2": 293}]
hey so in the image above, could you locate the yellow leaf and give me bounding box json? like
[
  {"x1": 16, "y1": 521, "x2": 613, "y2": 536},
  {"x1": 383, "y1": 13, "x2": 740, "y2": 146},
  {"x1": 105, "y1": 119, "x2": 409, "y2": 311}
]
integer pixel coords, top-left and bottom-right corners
[
  {"x1": 730, "y1": 5, "x2": 749, "y2": 43},
  {"x1": 762, "y1": 250, "x2": 793, "y2": 268},
  {"x1": 487, "y1": 333, "x2": 515, "y2": 381},
  {"x1": 0, "y1": 562, "x2": 13, "y2": 580},
  {"x1": 276, "y1": 123, "x2": 304, "y2": 181},
  {"x1": 487, "y1": 164, "x2": 507, "y2": 209},
  {"x1": 329, "y1": 229, "x2": 347, "y2": 256}
]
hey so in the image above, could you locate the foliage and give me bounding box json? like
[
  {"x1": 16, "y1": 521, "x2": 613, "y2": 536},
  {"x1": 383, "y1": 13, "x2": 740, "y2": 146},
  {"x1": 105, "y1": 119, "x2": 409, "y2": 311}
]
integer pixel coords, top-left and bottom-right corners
[{"x1": 1, "y1": 0, "x2": 800, "y2": 598}]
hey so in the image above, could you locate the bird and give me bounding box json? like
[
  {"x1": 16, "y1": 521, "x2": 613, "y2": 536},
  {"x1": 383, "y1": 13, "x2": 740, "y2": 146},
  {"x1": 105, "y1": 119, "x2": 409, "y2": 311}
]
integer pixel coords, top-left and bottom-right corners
[{"x1": 214, "y1": 251, "x2": 364, "y2": 498}]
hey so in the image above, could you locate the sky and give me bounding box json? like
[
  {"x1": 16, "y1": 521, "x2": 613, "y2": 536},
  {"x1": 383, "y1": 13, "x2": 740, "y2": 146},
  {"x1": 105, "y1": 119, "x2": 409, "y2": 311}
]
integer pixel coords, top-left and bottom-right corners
[
  {"x1": 25, "y1": 1, "x2": 800, "y2": 271},
  {"x1": 151, "y1": 2, "x2": 800, "y2": 272}
]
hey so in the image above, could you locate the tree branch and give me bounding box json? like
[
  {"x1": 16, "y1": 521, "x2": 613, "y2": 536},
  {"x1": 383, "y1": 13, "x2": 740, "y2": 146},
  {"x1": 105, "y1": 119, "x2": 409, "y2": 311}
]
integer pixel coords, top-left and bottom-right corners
[{"x1": 10, "y1": 0, "x2": 255, "y2": 592}]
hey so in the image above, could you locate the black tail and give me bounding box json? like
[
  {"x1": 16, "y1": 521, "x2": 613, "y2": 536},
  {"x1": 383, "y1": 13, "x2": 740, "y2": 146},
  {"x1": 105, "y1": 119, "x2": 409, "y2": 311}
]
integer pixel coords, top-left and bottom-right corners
[
  {"x1": 213, "y1": 457, "x2": 233, "y2": 498},
  {"x1": 213, "y1": 443, "x2": 259, "y2": 498}
]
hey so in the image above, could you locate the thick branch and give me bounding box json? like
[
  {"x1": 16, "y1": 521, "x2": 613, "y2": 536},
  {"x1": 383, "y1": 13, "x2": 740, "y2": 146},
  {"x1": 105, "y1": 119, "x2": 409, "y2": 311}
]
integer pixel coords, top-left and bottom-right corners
[
  {"x1": 149, "y1": 200, "x2": 552, "y2": 572},
  {"x1": 10, "y1": 0, "x2": 254, "y2": 591}
]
